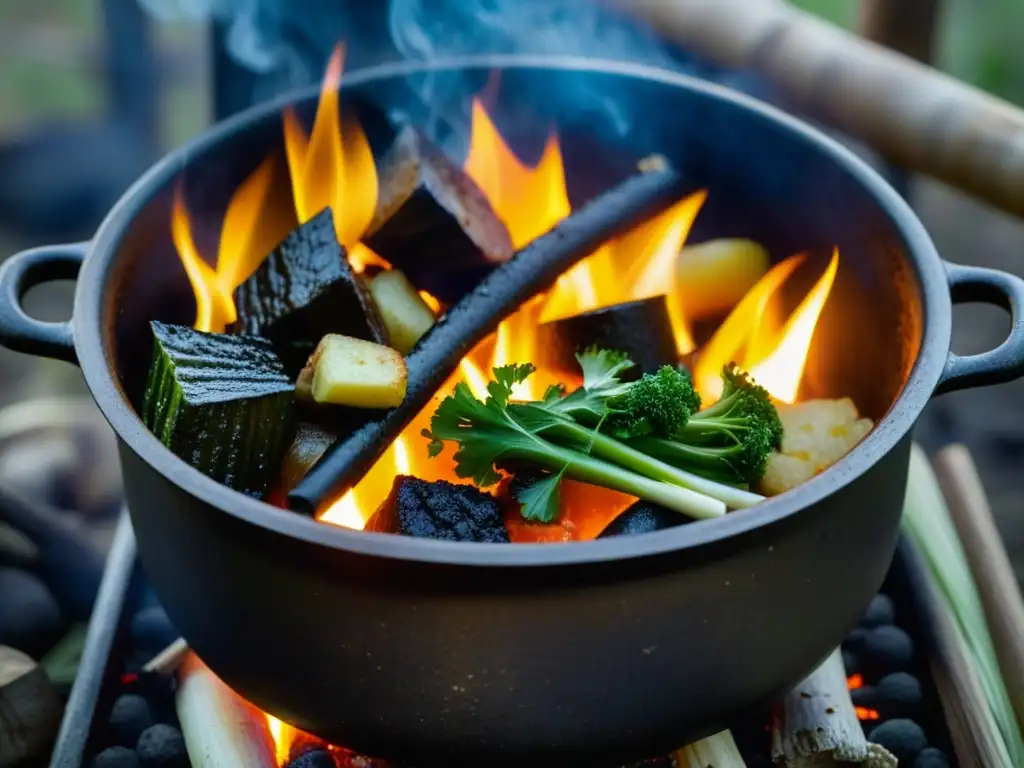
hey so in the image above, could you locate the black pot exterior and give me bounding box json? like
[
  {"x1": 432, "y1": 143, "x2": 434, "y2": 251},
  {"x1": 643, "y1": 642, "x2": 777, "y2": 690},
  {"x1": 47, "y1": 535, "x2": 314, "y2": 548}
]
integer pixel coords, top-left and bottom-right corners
[
  {"x1": 120, "y1": 435, "x2": 910, "y2": 765},
  {"x1": 2, "y1": 57, "x2": 1024, "y2": 766}
]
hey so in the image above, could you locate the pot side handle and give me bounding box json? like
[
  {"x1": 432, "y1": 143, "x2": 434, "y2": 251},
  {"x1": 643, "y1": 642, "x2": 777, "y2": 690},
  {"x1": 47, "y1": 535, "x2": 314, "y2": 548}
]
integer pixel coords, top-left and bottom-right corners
[
  {"x1": 0, "y1": 243, "x2": 87, "y2": 365},
  {"x1": 936, "y1": 261, "x2": 1024, "y2": 395}
]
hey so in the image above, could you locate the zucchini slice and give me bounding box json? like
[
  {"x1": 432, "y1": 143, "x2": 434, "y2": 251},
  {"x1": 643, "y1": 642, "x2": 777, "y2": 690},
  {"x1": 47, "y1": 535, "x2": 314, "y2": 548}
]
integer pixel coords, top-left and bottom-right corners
[
  {"x1": 368, "y1": 269, "x2": 437, "y2": 354},
  {"x1": 231, "y1": 208, "x2": 389, "y2": 374},
  {"x1": 300, "y1": 334, "x2": 407, "y2": 409},
  {"x1": 364, "y1": 126, "x2": 514, "y2": 304},
  {"x1": 142, "y1": 321, "x2": 295, "y2": 497}
]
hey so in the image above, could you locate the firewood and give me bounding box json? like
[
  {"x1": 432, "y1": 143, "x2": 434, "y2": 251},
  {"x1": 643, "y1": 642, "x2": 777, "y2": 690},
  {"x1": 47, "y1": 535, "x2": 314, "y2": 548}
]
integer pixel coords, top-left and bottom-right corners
[
  {"x1": 934, "y1": 445, "x2": 1024, "y2": 737},
  {"x1": 143, "y1": 637, "x2": 190, "y2": 675},
  {"x1": 622, "y1": 0, "x2": 1024, "y2": 219},
  {"x1": 176, "y1": 652, "x2": 276, "y2": 767},
  {"x1": 0, "y1": 645, "x2": 63, "y2": 766},
  {"x1": 771, "y1": 648, "x2": 896, "y2": 768}
]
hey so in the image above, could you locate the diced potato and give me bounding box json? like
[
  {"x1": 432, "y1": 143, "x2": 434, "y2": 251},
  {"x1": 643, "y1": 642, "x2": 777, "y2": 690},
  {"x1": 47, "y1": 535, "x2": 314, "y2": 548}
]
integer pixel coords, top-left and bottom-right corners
[
  {"x1": 758, "y1": 398, "x2": 874, "y2": 496},
  {"x1": 304, "y1": 335, "x2": 407, "y2": 408},
  {"x1": 369, "y1": 269, "x2": 437, "y2": 354},
  {"x1": 676, "y1": 239, "x2": 770, "y2": 320}
]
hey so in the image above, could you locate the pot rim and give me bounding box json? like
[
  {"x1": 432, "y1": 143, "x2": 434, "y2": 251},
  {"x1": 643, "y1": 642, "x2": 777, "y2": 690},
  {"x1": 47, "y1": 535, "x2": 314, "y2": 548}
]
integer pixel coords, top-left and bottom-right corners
[{"x1": 77, "y1": 54, "x2": 949, "y2": 567}]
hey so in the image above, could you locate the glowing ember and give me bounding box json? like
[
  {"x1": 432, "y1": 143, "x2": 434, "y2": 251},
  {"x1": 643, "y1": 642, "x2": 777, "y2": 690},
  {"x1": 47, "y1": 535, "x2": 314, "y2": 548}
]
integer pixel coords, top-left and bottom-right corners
[{"x1": 846, "y1": 673, "x2": 881, "y2": 721}]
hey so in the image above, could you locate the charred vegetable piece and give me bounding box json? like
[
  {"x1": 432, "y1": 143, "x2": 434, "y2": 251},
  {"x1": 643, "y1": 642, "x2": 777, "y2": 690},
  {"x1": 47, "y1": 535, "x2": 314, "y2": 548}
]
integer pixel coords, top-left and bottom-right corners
[
  {"x1": 364, "y1": 126, "x2": 514, "y2": 303},
  {"x1": 539, "y1": 297, "x2": 678, "y2": 380},
  {"x1": 368, "y1": 269, "x2": 437, "y2": 354},
  {"x1": 231, "y1": 208, "x2": 388, "y2": 374},
  {"x1": 280, "y1": 422, "x2": 338, "y2": 491},
  {"x1": 299, "y1": 335, "x2": 407, "y2": 409},
  {"x1": 365, "y1": 476, "x2": 509, "y2": 543},
  {"x1": 142, "y1": 321, "x2": 294, "y2": 497},
  {"x1": 598, "y1": 500, "x2": 688, "y2": 538}
]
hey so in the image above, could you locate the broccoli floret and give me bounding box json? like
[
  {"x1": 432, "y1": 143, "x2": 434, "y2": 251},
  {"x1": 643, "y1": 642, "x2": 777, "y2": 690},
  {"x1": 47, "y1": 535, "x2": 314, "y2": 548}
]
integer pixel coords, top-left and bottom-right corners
[
  {"x1": 609, "y1": 365, "x2": 701, "y2": 439},
  {"x1": 628, "y1": 362, "x2": 783, "y2": 487},
  {"x1": 683, "y1": 363, "x2": 783, "y2": 449}
]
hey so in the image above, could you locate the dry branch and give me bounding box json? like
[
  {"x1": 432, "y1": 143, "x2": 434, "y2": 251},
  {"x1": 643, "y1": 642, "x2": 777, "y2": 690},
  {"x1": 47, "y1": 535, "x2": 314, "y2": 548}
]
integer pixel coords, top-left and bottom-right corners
[{"x1": 622, "y1": 0, "x2": 1024, "y2": 219}]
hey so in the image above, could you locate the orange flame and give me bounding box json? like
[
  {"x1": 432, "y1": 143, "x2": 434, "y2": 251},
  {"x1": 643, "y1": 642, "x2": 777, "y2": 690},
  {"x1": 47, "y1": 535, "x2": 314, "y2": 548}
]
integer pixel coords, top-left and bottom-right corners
[
  {"x1": 173, "y1": 43, "x2": 383, "y2": 336},
  {"x1": 693, "y1": 250, "x2": 839, "y2": 404}
]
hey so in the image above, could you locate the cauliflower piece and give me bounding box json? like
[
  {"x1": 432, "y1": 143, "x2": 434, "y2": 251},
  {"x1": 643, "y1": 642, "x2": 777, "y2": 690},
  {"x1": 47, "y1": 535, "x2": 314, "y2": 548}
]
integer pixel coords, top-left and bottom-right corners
[{"x1": 758, "y1": 398, "x2": 873, "y2": 496}]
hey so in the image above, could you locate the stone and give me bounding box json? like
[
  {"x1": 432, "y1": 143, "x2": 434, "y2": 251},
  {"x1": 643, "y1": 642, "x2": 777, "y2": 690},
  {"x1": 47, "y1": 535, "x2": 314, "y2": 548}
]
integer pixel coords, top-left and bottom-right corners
[
  {"x1": 0, "y1": 567, "x2": 63, "y2": 656},
  {"x1": 136, "y1": 723, "x2": 188, "y2": 768}
]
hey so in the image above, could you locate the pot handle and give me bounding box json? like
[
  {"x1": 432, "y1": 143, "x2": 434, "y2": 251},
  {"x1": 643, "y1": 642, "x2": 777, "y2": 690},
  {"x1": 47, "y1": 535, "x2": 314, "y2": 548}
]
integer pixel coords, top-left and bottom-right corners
[
  {"x1": 0, "y1": 242, "x2": 87, "y2": 365},
  {"x1": 935, "y1": 261, "x2": 1024, "y2": 395}
]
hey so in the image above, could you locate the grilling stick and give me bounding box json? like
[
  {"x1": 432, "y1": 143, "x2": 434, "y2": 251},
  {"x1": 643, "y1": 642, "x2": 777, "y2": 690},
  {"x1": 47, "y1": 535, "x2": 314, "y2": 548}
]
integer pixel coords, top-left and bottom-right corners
[
  {"x1": 289, "y1": 159, "x2": 687, "y2": 513},
  {"x1": 619, "y1": 0, "x2": 1024, "y2": 219}
]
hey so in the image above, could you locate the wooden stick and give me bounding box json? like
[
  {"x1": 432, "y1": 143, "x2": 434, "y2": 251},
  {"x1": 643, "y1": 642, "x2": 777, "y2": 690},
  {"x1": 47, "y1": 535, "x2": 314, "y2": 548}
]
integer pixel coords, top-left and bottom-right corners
[
  {"x1": 0, "y1": 646, "x2": 63, "y2": 767},
  {"x1": 143, "y1": 637, "x2": 190, "y2": 675},
  {"x1": 771, "y1": 648, "x2": 896, "y2": 768},
  {"x1": 934, "y1": 445, "x2": 1024, "y2": 737},
  {"x1": 621, "y1": 0, "x2": 1024, "y2": 219},
  {"x1": 176, "y1": 652, "x2": 277, "y2": 768}
]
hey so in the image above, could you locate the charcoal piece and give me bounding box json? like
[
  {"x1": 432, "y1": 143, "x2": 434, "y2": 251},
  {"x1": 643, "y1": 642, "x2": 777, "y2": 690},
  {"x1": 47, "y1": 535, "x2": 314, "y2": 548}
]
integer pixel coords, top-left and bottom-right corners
[
  {"x1": 109, "y1": 694, "x2": 153, "y2": 748},
  {"x1": 842, "y1": 626, "x2": 869, "y2": 655},
  {"x1": 286, "y1": 748, "x2": 337, "y2": 768},
  {"x1": 598, "y1": 501, "x2": 688, "y2": 538},
  {"x1": 851, "y1": 672, "x2": 922, "y2": 719},
  {"x1": 92, "y1": 746, "x2": 140, "y2": 768},
  {"x1": 912, "y1": 747, "x2": 952, "y2": 768},
  {"x1": 135, "y1": 724, "x2": 188, "y2": 768},
  {"x1": 288, "y1": 731, "x2": 328, "y2": 761},
  {"x1": 231, "y1": 208, "x2": 388, "y2": 374},
  {"x1": 364, "y1": 126, "x2": 514, "y2": 304},
  {"x1": 130, "y1": 606, "x2": 177, "y2": 658},
  {"x1": 862, "y1": 625, "x2": 914, "y2": 676},
  {"x1": 867, "y1": 719, "x2": 927, "y2": 764},
  {"x1": 841, "y1": 649, "x2": 860, "y2": 675},
  {"x1": 860, "y1": 594, "x2": 896, "y2": 628},
  {"x1": 539, "y1": 297, "x2": 679, "y2": 380},
  {"x1": 0, "y1": 567, "x2": 63, "y2": 657},
  {"x1": 120, "y1": 671, "x2": 177, "y2": 725},
  {"x1": 365, "y1": 476, "x2": 509, "y2": 543}
]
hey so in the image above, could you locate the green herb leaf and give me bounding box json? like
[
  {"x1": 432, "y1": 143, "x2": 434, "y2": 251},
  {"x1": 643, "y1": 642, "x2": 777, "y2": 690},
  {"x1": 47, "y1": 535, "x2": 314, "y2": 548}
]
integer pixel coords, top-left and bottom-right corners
[
  {"x1": 576, "y1": 346, "x2": 634, "y2": 392},
  {"x1": 515, "y1": 466, "x2": 567, "y2": 523}
]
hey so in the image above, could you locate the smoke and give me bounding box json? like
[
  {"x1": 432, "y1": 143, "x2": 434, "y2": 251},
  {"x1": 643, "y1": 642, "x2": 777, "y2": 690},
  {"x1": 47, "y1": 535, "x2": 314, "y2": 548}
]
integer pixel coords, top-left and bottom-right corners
[{"x1": 140, "y1": 0, "x2": 685, "y2": 90}]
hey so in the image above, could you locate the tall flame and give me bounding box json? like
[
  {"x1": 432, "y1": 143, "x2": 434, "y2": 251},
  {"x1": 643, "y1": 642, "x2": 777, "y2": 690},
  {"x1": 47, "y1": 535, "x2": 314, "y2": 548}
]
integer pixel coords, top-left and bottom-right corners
[
  {"x1": 173, "y1": 43, "x2": 383, "y2": 337},
  {"x1": 693, "y1": 250, "x2": 839, "y2": 404}
]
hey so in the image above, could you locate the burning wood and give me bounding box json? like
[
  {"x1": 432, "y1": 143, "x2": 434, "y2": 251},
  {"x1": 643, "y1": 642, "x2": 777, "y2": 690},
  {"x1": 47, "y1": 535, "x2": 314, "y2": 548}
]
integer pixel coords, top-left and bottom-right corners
[{"x1": 771, "y1": 649, "x2": 897, "y2": 768}]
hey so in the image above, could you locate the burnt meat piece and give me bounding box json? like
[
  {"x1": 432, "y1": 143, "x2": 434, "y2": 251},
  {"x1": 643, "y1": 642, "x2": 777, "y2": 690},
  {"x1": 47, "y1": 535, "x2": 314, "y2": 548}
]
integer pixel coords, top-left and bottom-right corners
[
  {"x1": 366, "y1": 476, "x2": 509, "y2": 543},
  {"x1": 231, "y1": 208, "x2": 388, "y2": 374},
  {"x1": 599, "y1": 500, "x2": 688, "y2": 538},
  {"x1": 539, "y1": 296, "x2": 679, "y2": 380},
  {"x1": 364, "y1": 126, "x2": 514, "y2": 303}
]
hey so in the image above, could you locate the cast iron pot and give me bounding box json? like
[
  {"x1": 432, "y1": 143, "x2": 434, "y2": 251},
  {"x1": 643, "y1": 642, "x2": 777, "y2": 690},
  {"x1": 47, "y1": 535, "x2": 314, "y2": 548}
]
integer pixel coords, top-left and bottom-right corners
[{"x1": 1, "y1": 57, "x2": 1023, "y2": 767}]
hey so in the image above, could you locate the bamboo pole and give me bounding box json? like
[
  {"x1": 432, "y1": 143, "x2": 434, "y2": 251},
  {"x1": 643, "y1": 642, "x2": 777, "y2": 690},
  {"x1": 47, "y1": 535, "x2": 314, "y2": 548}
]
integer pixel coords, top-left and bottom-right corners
[
  {"x1": 621, "y1": 0, "x2": 1024, "y2": 219},
  {"x1": 934, "y1": 445, "x2": 1024, "y2": 737}
]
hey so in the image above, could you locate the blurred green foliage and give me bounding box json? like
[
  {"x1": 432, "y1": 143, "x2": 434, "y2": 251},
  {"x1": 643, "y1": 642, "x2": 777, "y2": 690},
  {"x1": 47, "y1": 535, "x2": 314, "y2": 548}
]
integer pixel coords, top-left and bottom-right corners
[{"x1": 791, "y1": 0, "x2": 1024, "y2": 105}]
